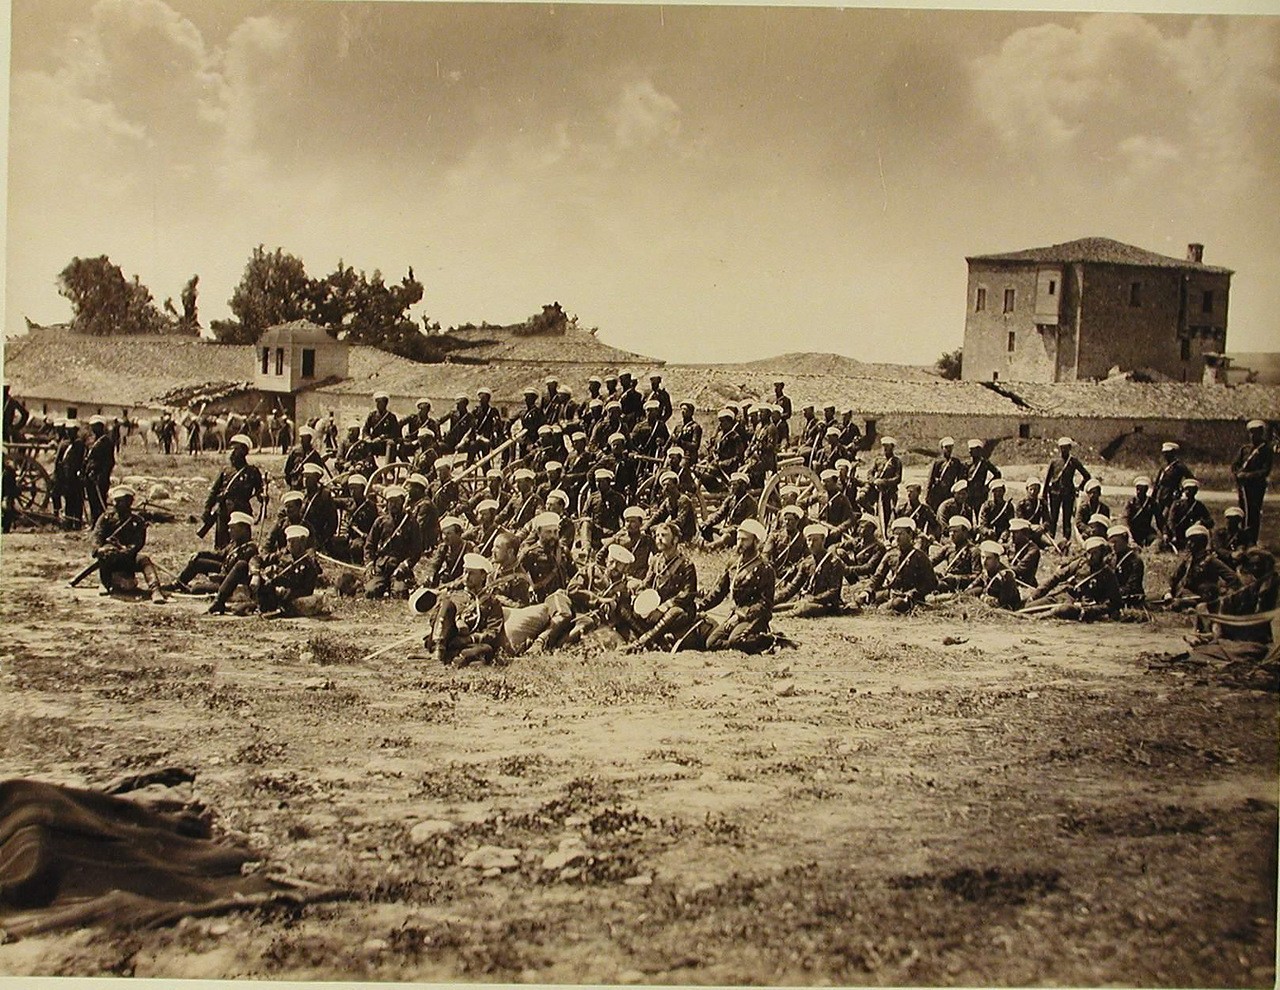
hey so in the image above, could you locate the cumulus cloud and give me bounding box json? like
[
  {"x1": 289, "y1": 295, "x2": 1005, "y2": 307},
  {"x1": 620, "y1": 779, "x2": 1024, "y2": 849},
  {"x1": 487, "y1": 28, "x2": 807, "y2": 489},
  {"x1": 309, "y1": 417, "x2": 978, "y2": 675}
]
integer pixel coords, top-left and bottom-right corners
[{"x1": 970, "y1": 14, "x2": 1280, "y2": 195}]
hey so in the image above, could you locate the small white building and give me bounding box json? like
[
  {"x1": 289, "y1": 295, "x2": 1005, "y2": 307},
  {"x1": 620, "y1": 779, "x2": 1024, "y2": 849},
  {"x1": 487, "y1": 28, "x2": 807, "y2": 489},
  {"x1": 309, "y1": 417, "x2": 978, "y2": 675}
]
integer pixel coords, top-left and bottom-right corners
[{"x1": 254, "y1": 321, "x2": 349, "y2": 395}]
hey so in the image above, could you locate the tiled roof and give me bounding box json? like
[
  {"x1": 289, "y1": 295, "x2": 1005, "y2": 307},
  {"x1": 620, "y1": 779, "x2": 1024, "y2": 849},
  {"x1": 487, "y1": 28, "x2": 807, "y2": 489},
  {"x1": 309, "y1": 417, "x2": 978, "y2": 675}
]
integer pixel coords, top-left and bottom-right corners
[
  {"x1": 738, "y1": 352, "x2": 938, "y2": 382},
  {"x1": 968, "y1": 237, "x2": 1233, "y2": 275},
  {"x1": 994, "y1": 380, "x2": 1280, "y2": 421},
  {"x1": 259, "y1": 320, "x2": 334, "y2": 345},
  {"x1": 2, "y1": 331, "x2": 419, "y2": 407},
  {"x1": 445, "y1": 326, "x2": 660, "y2": 365}
]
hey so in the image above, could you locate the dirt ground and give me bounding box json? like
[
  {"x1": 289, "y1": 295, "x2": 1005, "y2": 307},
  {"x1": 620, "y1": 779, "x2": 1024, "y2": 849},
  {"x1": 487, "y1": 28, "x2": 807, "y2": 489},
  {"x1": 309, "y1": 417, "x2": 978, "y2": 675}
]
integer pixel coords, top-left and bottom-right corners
[{"x1": 0, "y1": 449, "x2": 1276, "y2": 985}]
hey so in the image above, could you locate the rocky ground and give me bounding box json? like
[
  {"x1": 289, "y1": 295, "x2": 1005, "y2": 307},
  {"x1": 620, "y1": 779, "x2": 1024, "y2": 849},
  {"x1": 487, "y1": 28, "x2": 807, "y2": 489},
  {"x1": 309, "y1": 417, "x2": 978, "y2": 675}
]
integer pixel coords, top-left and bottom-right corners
[{"x1": 0, "y1": 449, "x2": 1276, "y2": 984}]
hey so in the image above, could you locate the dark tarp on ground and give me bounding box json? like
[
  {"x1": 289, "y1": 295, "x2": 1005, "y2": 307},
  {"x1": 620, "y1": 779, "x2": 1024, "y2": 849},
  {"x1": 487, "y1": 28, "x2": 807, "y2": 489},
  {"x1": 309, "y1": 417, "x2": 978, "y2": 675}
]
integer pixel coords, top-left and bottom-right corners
[{"x1": 0, "y1": 777, "x2": 338, "y2": 938}]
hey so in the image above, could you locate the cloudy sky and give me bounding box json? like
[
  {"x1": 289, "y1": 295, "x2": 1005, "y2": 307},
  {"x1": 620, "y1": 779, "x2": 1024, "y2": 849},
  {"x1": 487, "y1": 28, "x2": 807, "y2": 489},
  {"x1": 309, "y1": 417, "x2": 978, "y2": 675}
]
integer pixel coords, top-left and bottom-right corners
[{"x1": 5, "y1": 1, "x2": 1279, "y2": 363}]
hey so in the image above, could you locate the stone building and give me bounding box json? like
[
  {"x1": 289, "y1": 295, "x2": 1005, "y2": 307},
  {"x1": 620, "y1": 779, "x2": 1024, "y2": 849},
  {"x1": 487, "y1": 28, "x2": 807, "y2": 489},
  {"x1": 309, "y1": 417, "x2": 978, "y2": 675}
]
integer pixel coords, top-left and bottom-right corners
[{"x1": 962, "y1": 238, "x2": 1233, "y2": 384}]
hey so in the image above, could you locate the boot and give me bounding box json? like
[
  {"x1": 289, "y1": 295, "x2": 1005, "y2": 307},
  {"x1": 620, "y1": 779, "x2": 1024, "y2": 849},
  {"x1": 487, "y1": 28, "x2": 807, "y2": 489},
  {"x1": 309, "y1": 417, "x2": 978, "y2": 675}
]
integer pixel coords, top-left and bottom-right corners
[
  {"x1": 541, "y1": 614, "x2": 573, "y2": 653},
  {"x1": 626, "y1": 609, "x2": 681, "y2": 653},
  {"x1": 143, "y1": 564, "x2": 167, "y2": 604}
]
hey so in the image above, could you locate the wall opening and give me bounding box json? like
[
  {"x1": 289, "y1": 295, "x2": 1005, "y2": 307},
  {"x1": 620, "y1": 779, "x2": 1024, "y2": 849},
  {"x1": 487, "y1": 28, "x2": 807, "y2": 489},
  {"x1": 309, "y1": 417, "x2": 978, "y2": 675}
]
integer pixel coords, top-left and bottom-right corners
[
  {"x1": 1007, "y1": 331, "x2": 1016, "y2": 353},
  {"x1": 275, "y1": 347, "x2": 285, "y2": 375},
  {"x1": 975, "y1": 287, "x2": 986, "y2": 312},
  {"x1": 1003, "y1": 288, "x2": 1015, "y2": 313},
  {"x1": 261, "y1": 347, "x2": 270, "y2": 374},
  {"x1": 301, "y1": 348, "x2": 316, "y2": 379},
  {"x1": 1018, "y1": 423, "x2": 1030, "y2": 439},
  {"x1": 1129, "y1": 282, "x2": 1141, "y2": 307}
]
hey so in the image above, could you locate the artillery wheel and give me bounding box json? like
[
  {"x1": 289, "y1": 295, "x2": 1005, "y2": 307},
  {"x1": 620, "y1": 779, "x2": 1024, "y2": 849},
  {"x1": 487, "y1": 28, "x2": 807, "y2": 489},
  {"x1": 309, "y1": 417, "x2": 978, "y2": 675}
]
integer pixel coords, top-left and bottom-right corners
[
  {"x1": 758, "y1": 463, "x2": 822, "y2": 528},
  {"x1": 364, "y1": 461, "x2": 412, "y2": 505},
  {"x1": 8, "y1": 449, "x2": 53, "y2": 519}
]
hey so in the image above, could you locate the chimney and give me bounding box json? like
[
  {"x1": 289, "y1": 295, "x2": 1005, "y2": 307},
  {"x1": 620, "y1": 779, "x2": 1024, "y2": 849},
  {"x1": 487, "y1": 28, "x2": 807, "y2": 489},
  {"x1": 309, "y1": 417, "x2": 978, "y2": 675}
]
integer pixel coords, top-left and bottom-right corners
[{"x1": 1187, "y1": 243, "x2": 1204, "y2": 263}]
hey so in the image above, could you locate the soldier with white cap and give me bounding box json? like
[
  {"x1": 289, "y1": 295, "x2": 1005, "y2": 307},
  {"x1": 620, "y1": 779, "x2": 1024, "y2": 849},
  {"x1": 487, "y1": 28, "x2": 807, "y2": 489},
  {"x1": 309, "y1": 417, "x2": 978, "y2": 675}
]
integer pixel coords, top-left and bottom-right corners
[
  {"x1": 429, "y1": 456, "x2": 461, "y2": 517},
  {"x1": 764, "y1": 504, "x2": 808, "y2": 581},
  {"x1": 499, "y1": 467, "x2": 543, "y2": 532},
  {"x1": 420, "y1": 513, "x2": 473, "y2": 589},
  {"x1": 1166, "y1": 477, "x2": 1213, "y2": 551},
  {"x1": 965, "y1": 439, "x2": 1001, "y2": 514},
  {"x1": 560, "y1": 543, "x2": 637, "y2": 649},
  {"x1": 171, "y1": 510, "x2": 260, "y2": 610},
  {"x1": 965, "y1": 540, "x2": 1022, "y2": 610},
  {"x1": 1072, "y1": 479, "x2": 1110, "y2": 543},
  {"x1": 364, "y1": 486, "x2": 424, "y2": 598},
  {"x1": 620, "y1": 520, "x2": 698, "y2": 651},
  {"x1": 1016, "y1": 476, "x2": 1049, "y2": 530},
  {"x1": 540, "y1": 375, "x2": 565, "y2": 424},
  {"x1": 420, "y1": 552, "x2": 505, "y2": 667},
  {"x1": 91, "y1": 486, "x2": 166, "y2": 603},
  {"x1": 402, "y1": 398, "x2": 438, "y2": 448},
  {"x1": 860, "y1": 517, "x2": 937, "y2": 612},
  {"x1": 707, "y1": 408, "x2": 748, "y2": 478},
  {"x1": 650, "y1": 470, "x2": 698, "y2": 543},
  {"x1": 265, "y1": 489, "x2": 307, "y2": 552},
  {"x1": 83, "y1": 415, "x2": 117, "y2": 523},
  {"x1": 935, "y1": 479, "x2": 972, "y2": 531},
  {"x1": 53, "y1": 416, "x2": 87, "y2": 529},
  {"x1": 977, "y1": 477, "x2": 1014, "y2": 541},
  {"x1": 701, "y1": 472, "x2": 755, "y2": 548},
  {"x1": 1005, "y1": 518, "x2": 1042, "y2": 587},
  {"x1": 841, "y1": 513, "x2": 889, "y2": 581},
  {"x1": 1106, "y1": 524, "x2": 1146, "y2": 608},
  {"x1": 363, "y1": 391, "x2": 400, "y2": 459},
  {"x1": 441, "y1": 394, "x2": 475, "y2": 456},
  {"x1": 866, "y1": 436, "x2": 903, "y2": 529},
  {"x1": 1122, "y1": 476, "x2": 1159, "y2": 546},
  {"x1": 1026, "y1": 535, "x2": 1122, "y2": 621},
  {"x1": 252, "y1": 524, "x2": 322, "y2": 618},
  {"x1": 933, "y1": 516, "x2": 982, "y2": 592},
  {"x1": 1232, "y1": 419, "x2": 1273, "y2": 546},
  {"x1": 898, "y1": 481, "x2": 939, "y2": 540},
  {"x1": 405, "y1": 472, "x2": 442, "y2": 552},
  {"x1": 583, "y1": 468, "x2": 626, "y2": 545},
  {"x1": 284, "y1": 424, "x2": 325, "y2": 489},
  {"x1": 1152, "y1": 441, "x2": 1193, "y2": 532},
  {"x1": 775, "y1": 522, "x2": 844, "y2": 617},
  {"x1": 201, "y1": 433, "x2": 265, "y2": 550},
  {"x1": 519, "y1": 511, "x2": 576, "y2": 600},
  {"x1": 1214, "y1": 506, "x2": 1250, "y2": 566},
  {"x1": 696, "y1": 518, "x2": 776, "y2": 652},
  {"x1": 331, "y1": 473, "x2": 377, "y2": 564},
  {"x1": 1167, "y1": 523, "x2": 1238, "y2": 608},
  {"x1": 407, "y1": 422, "x2": 441, "y2": 479},
  {"x1": 468, "y1": 386, "x2": 503, "y2": 463},
  {"x1": 1042, "y1": 437, "x2": 1091, "y2": 540},
  {"x1": 463, "y1": 467, "x2": 508, "y2": 524},
  {"x1": 466, "y1": 498, "x2": 503, "y2": 557},
  {"x1": 818, "y1": 469, "x2": 857, "y2": 545}
]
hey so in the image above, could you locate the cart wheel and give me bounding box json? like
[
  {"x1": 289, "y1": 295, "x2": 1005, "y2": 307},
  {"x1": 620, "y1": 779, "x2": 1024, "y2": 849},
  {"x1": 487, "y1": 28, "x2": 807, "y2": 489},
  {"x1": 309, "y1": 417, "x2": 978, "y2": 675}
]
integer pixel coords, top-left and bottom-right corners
[
  {"x1": 758, "y1": 463, "x2": 822, "y2": 528},
  {"x1": 364, "y1": 461, "x2": 412, "y2": 508},
  {"x1": 12, "y1": 451, "x2": 52, "y2": 517}
]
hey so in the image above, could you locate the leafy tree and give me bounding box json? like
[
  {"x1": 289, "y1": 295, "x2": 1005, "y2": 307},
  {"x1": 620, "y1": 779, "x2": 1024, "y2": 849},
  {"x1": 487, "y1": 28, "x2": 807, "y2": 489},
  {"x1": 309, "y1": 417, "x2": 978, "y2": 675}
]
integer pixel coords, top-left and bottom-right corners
[
  {"x1": 56, "y1": 255, "x2": 191, "y2": 335},
  {"x1": 935, "y1": 347, "x2": 963, "y2": 380},
  {"x1": 180, "y1": 275, "x2": 199, "y2": 330},
  {"x1": 212, "y1": 246, "x2": 313, "y2": 343}
]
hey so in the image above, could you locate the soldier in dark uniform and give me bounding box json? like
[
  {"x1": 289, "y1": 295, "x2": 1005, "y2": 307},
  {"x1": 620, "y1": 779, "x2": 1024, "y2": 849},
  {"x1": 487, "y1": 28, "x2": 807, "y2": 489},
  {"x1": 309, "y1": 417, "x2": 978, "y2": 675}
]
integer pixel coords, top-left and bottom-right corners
[
  {"x1": 700, "y1": 472, "x2": 755, "y2": 548},
  {"x1": 364, "y1": 487, "x2": 425, "y2": 598},
  {"x1": 202, "y1": 434, "x2": 265, "y2": 550},
  {"x1": 92, "y1": 486, "x2": 166, "y2": 603},
  {"x1": 809, "y1": 427, "x2": 845, "y2": 475},
  {"x1": 936, "y1": 480, "x2": 972, "y2": 528},
  {"x1": 966, "y1": 540, "x2": 1022, "y2": 610},
  {"x1": 1215, "y1": 507, "x2": 1250, "y2": 567},
  {"x1": 1106, "y1": 524, "x2": 1146, "y2": 608},
  {"x1": 866, "y1": 436, "x2": 902, "y2": 528},
  {"x1": 841, "y1": 514, "x2": 888, "y2": 582},
  {"x1": 518, "y1": 511, "x2": 575, "y2": 601},
  {"x1": 860, "y1": 517, "x2": 937, "y2": 612},
  {"x1": 465, "y1": 499, "x2": 503, "y2": 558},
  {"x1": 1071, "y1": 479, "x2": 1111, "y2": 543},
  {"x1": 469, "y1": 387, "x2": 503, "y2": 464},
  {"x1": 764, "y1": 505, "x2": 808, "y2": 582},
  {"x1": 978, "y1": 479, "x2": 1016, "y2": 541},
  {"x1": 1042, "y1": 437, "x2": 1091, "y2": 539},
  {"x1": 649, "y1": 470, "x2": 698, "y2": 543},
  {"x1": 405, "y1": 473, "x2": 442, "y2": 554},
  {"x1": 933, "y1": 516, "x2": 983, "y2": 592},
  {"x1": 775, "y1": 522, "x2": 844, "y2": 617},
  {"x1": 500, "y1": 468, "x2": 543, "y2": 534},
  {"x1": 1232, "y1": 419, "x2": 1273, "y2": 546},
  {"x1": 590, "y1": 403, "x2": 623, "y2": 452},
  {"x1": 284, "y1": 426, "x2": 325, "y2": 489},
  {"x1": 402, "y1": 398, "x2": 438, "y2": 447},
  {"x1": 1166, "y1": 478, "x2": 1213, "y2": 551},
  {"x1": 1005, "y1": 518, "x2": 1042, "y2": 588},
  {"x1": 599, "y1": 505, "x2": 655, "y2": 577},
  {"x1": 1027, "y1": 536, "x2": 1122, "y2": 621},
  {"x1": 964, "y1": 439, "x2": 1000, "y2": 516},
  {"x1": 705, "y1": 409, "x2": 747, "y2": 482},
  {"x1": 839, "y1": 411, "x2": 863, "y2": 453},
  {"x1": 645, "y1": 374, "x2": 673, "y2": 422},
  {"x1": 420, "y1": 553, "x2": 505, "y2": 667},
  {"x1": 252, "y1": 525, "x2": 322, "y2": 618},
  {"x1": 771, "y1": 381, "x2": 792, "y2": 445},
  {"x1": 1016, "y1": 476, "x2": 1050, "y2": 529},
  {"x1": 620, "y1": 521, "x2": 698, "y2": 651},
  {"x1": 2, "y1": 385, "x2": 29, "y2": 443},
  {"x1": 562, "y1": 543, "x2": 636, "y2": 648},
  {"x1": 171, "y1": 511, "x2": 260, "y2": 612},
  {"x1": 583, "y1": 468, "x2": 625, "y2": 546},
  {"x1": 797, "y1": 404, "x2": 822, "y2": 460},
  {"x1": 1152, "y1": 441, "x2": 1193, "y2": 540},
  {"x1": 540, "y1": 376, "x2": 566, "y2": 425},
  {"x1": 897, "y1": 482, "x2": 939, "y2": 540},
  {"x1": 1122, "y1": 476, "x2": 1159, "y2": 546},
  {"x1": 817, "y1": 469, "x2": 857, "y2": 546},
  {"x1": 440, "y1": 395, "x2": 474, "y2": 455},
  {"x1": 84, "y1": 415, "x2": 117, "y2": 524},
  {"x1": 671, "y1": 402, "x2": 702, "y2": 465},
  {"x1": 54, "y1": 418, "x2": 87, "y2": 529},
  {"x1": 697, "y1": 520, "x2": 776, "y2": 651},
  {"x1": 1166, "y1": 524, "x2": 1239, "y2": 607},
  {"x1": 265, "y1": 490, "x2": 307, "y2": 552},
  {"x1": 617, "y1": 372, "x2": 645, "y2": 426},
  {"x1": 331, "y1": 474, "x2": 377, "y2": 564},
  {"x1": 363, "y1": 391, "x2": 400, "y2": 459}
]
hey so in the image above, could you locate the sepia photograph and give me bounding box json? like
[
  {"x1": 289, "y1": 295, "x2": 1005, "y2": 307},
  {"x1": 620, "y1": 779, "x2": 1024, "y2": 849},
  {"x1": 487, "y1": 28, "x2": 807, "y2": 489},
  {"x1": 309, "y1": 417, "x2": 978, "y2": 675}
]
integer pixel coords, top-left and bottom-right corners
[{"x1": 1, "y1": 0, "x2": 1278, "y2": 984}]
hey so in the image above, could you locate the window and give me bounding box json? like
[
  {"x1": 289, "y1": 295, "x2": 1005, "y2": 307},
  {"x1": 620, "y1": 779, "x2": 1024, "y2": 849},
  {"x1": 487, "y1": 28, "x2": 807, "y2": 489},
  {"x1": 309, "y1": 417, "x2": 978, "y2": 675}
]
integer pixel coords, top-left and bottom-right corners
[
  {"x1": 975, "y1": 287, "x2": 987, "y2": 312},
  {"x1": 1129, "y1": 282, "x2": 1141, "y2": 307},
  {"x1": 301, "y1": 348, "x2": 316, "y2": 379},
  {"x1": 1048, "y1": 280, "x2": 1056, "y2": 296},
  {"x1": 864, "y1": 419, "x2": 877, "y2": 442},
  {"x1": 261, "y1": 347, "x2": 270, "y2": 374},
  {"x1": 275, "y1": 347, "x2": 284, "y2": 375},
  {"x1": 1003, "y1": 288, "x2": 1015, "y2": 313},
  {"x1": 1201, "y1": 290, "x2": 1214, "y2": 313},
  {"x1": 992, "y1": 371, "x2": 1000, "y2": 381},
  {"x1": 1018, "y1": 423, "x2": 1031, "y2": 439},
  {"x1": 1180, "y1": 337, "x2": 1191, "y2": 361},
  {"x1": 1007, "y1": 331, "x2": 1016, "y2": 353}
]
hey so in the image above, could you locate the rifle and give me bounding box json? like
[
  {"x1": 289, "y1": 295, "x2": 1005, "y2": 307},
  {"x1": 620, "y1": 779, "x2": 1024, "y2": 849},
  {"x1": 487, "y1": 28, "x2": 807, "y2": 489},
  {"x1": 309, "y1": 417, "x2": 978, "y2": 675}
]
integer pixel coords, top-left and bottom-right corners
[{"x1": 69, "y1": 512, "x2": 144, "y2": 586}]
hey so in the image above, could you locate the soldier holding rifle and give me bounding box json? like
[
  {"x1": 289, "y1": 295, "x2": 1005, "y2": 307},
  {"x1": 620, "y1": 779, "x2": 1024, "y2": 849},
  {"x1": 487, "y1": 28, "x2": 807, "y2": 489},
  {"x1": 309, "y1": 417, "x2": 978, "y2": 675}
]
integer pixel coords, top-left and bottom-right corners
[
  {"x1": 86, "y1": 486, "x2": 167, "y2": 604},
  {"x1": 200, "y1": 434, "x2": 265, "y2": 550},
  {"x1": 1232, "y1": 419, "x2": 1273, "y2": 546}
]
